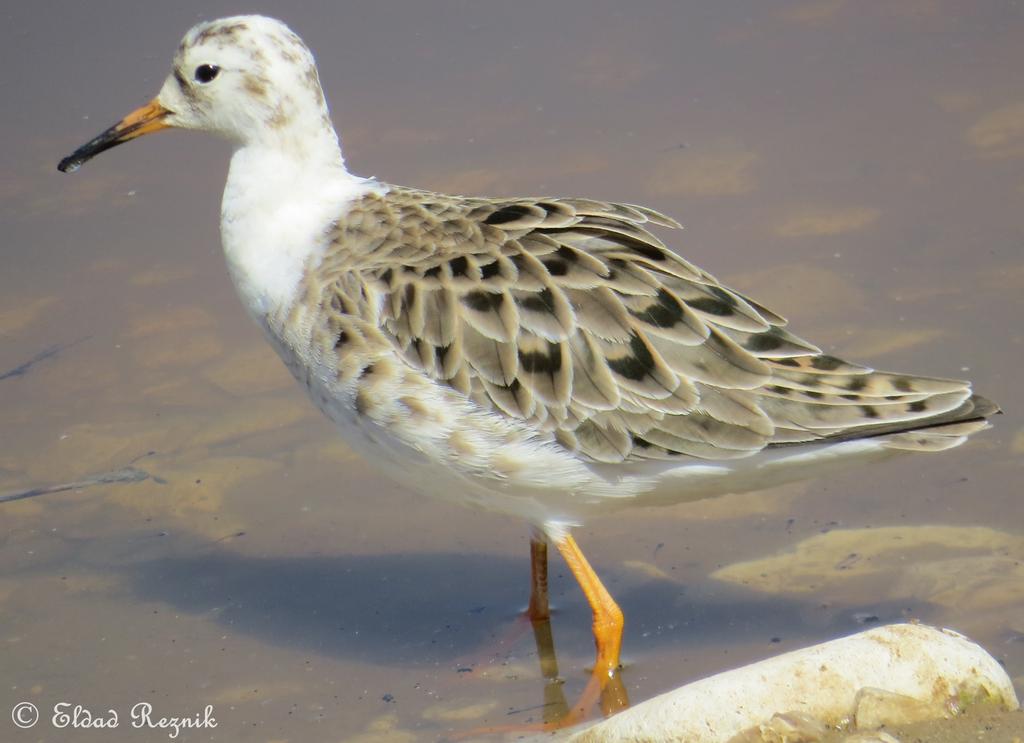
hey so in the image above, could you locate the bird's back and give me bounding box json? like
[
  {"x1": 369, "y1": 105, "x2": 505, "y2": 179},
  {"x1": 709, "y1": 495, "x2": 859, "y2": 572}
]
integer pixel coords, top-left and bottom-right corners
[{"x1": 297, "y1": 185, "x2": 997, "y2": 474}]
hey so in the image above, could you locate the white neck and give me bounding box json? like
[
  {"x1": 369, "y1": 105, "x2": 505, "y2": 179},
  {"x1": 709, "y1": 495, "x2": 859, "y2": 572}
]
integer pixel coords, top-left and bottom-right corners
[
  {"x1": 219, "y1": 140, "x2": 379, "y2": 324},
  {"x1": 246, "y1": 105, "x2": 346, "y2": 167}
]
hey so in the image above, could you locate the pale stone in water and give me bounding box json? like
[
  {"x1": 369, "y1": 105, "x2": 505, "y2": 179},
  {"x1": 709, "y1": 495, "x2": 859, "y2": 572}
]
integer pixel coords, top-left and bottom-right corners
[
  {"x1": 932, "y1": 91, "x2": 978, "y2": 113},
  {"x1": 773, "y1": 206, "x2": 880, "y2": 238},
  {"x1": 967, "y1": 101, "x2": 1024, "y2": 159},
  {"x1": 0, "y1": 579, "x2": 18, "y2": 605},
  {"x1": 727, "y1": 264, "x2": 864, "y2": 327},
  {"x1": 129, "y1": 265, "x2": 195, "y2": 287},
  {"x1": 29, "y1": 421, "x2": 164, "y2": 482},
  {"x1": 712, "y1": 526, "x2": 1023, "y2": 601},
  {"x1": 1012, "y1": 428, "x2": 1024, "y2": 454},
  {"x1": 842, "y1": 732, "x2": 901, "y2": 743},
  {"x1": 896, "y1": 554, "x2": 1024, "y2": 612},
  {"x1": 55, "y1": 571, "x2": 123, "y2": 596},
  {"x1": 201, "y1": 346, "x2": 293, "y2": 395},
  {"x1": 649, "y1": 144, "x2": 759, "y2": 196},
  {"x1": 124, "y1": 306, "x2": 217, "y2": 337},
  {"x1": 211, "y1": 681, "x2": 305, "y2": 704},
  {"x1": 344, "y1": 712, "x2": 416, "y2": 743},
  {"x1": 0, "y1": 295, "x2": 58, "y2": 334},
  {"x1": 839, "y1": 328, "x2": 944, "y2": 359},
  {"x1": 728, "y1": 711, "x2": 827, "y2": 742},
  {"x1": 421, "y1": 701, "x2": 498, "y2": 722},
  {"x1": 188, "y1": 397, "x2": 315, "y2": 449},
  {"x1": 110, "y1": 454, "x2": 277, "y2": 537},
  {"x1": 623, "y1": 560, "x2": 674, "y2": 582},
  {"x1": 132, "y1": 331, "x2": 224, "y2": 369},
  {"x1": 853, "y1": 687, "x2": 947, "y2": 730},
  {"x1": 567, "y1": 624, "x2": 1016, "y2": 743},
  {"x1": 667, "y1": 483, "x2": 808, "y2": 522}
]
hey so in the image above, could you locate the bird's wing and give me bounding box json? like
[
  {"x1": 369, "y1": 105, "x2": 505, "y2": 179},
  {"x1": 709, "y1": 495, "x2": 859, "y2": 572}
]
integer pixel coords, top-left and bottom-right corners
[{"x1": 315, "y1": 185, "x2": 987, "y2": 463}]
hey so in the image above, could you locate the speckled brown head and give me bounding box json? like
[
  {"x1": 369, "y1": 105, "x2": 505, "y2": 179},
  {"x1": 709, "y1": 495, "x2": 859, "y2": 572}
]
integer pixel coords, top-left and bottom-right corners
[{"x1": 59, "y1": 15, "x2": 335, "y2": 173}]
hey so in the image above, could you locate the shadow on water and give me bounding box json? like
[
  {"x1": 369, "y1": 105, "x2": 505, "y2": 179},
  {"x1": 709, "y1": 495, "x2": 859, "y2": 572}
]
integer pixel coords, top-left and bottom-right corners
[{"x1": 120, "y1": 543, "x2": 937, "y2": 669}]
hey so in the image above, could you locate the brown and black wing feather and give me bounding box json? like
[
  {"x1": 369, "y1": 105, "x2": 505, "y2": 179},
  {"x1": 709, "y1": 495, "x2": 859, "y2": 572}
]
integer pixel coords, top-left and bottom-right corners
[{"x1": 317, "y1": 186, "x2": 995, "y2": 463}]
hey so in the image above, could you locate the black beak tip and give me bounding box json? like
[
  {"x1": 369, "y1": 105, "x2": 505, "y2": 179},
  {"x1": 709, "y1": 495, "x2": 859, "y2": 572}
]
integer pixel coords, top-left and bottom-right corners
[{"x1": 58, "y1": 155, "x2": 83, "y2": 173}]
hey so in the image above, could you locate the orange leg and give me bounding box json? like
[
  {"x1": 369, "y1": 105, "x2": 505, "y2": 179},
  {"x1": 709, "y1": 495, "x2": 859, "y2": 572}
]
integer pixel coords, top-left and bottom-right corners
[
  {"x1": 449, "y1": 534, "x2": 628, "y2": 739},
  {"x1": 527, "y1": 536, "x2": 550, "y2": 622},
  {"x1": 553, "y1": 534, "x2": 624, "y2": 682}
]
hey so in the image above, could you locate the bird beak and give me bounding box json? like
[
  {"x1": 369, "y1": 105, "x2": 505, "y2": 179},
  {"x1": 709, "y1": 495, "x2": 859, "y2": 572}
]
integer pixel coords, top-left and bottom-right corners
[{"x1": 58, "y1": 98, "x2": 172, "y2": 173}]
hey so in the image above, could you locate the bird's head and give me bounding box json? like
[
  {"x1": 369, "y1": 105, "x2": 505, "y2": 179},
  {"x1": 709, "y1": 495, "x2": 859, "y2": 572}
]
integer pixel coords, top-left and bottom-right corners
[{"x1": 59, "y1": 15, "x2": 336, "y2": 173}]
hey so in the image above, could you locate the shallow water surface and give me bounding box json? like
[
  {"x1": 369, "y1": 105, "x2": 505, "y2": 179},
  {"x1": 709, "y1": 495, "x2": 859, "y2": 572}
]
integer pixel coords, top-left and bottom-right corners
[{"x1": 2, "y1": 2, "x2": 1023, "y2": 741}]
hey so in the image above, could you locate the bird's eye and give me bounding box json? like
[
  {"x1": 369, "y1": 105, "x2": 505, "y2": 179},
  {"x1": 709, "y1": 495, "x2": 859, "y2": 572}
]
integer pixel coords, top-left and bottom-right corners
[{"x1": 194, "y1": 64, "x2": 220, "y2": 84}]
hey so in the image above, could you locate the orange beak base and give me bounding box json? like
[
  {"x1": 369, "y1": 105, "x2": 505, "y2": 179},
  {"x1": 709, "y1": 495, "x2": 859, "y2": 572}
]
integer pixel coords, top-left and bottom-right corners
[{"x1": 58, "y1": 98, "x2": 172, "y2": 173}]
